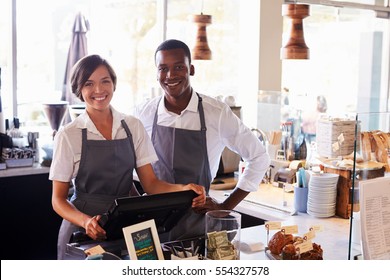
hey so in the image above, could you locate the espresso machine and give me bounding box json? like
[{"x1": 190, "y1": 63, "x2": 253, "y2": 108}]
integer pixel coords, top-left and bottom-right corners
[{"x1": 41, "y1": 101, "x2": 68, "y2": 166}]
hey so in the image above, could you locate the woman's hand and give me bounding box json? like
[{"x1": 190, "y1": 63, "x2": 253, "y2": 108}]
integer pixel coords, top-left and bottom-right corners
[
  {"x1": 184, "y1": 183, "x2": 206, "y2": 207},
  {"x1": 84, "y1": 215, "x2": 107, "y2": 241}
]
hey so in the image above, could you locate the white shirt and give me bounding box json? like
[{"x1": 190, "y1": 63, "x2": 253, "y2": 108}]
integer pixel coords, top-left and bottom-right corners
[
  {"x1": 133, "y1": 92, "x2": 270, "y2": 192},
  {"x1": 49, "y1": 106, "x2": 158, "y2": 183}
]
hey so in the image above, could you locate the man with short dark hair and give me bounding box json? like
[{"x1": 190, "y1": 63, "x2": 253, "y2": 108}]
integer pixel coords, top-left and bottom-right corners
[{"x1": 134, "y1": 39, "x2": 270, "y2": 241}]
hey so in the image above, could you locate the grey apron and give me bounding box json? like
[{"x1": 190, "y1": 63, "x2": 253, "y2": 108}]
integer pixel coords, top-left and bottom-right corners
[
  {"x1": 151, "y1": 92, "x2": 211, "y2": 241},
  {"x1": 57, "y1": 119, "x2": 136, "y2": 259}
]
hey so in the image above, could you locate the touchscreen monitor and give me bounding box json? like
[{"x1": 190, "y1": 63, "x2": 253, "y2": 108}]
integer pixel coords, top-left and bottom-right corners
[{"x1": 99, "y1": 190, "x2": 196, "y2": 240}]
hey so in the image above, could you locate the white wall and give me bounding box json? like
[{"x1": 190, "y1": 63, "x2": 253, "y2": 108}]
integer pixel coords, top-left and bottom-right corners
[{"x1": 238, "y1": 0, "x2": 283, "y2": 130}]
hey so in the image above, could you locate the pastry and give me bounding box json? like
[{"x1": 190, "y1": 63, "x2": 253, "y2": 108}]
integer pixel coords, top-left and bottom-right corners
[
  {"x1": 284, "y1": 234, "x2": 294, "y2": 245},
  {"x1": 371, "y1": 131, "x2": 389, "y2": 172},
  {"x1": 281, "y1": 244, "x2": 298, "y2": 260},
  {"x1": 268, "y1": 232, "x2": 324, "y2": 260},
  {"x1": 360, "y1": 132, "x2": 371, "y2": 161},
  {"x1": 268, "y1": 231, "x2": 286, "y2": 255},
  {"x1": 300, "y1": 251, "x2": 323, "y2": 260},
  {"x1": 312, "y1": 242, "x2": 323, "y2": 256},
  {"x1": 293, "y1": 236, "x2": 304, "y2": 246},
  {"x1": 300, "y1": 242, "x2": 323, "y2": 260}
]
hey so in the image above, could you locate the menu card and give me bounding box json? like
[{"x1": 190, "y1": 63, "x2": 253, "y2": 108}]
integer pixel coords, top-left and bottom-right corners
[
  {"x1": 359, "y1": 176, "x2": 390, "y2": 260},
  {"x1": 122, "y1": 219, "x2": 164, "y2": 260}
]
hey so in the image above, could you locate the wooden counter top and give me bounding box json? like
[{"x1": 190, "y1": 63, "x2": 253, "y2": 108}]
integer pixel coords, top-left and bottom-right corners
[{"x1": 0, "y1": 163, "x2": 50, "y2": 178}]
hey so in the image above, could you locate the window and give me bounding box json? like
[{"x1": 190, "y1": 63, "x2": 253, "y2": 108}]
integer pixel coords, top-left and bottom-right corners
[
  {"x1": 1, "y1": 0, "x2": 241, "y2": 130},
  {"x1": 0, "y1": 0, "x2": 11, "y2": 120},
  {"x1": 1, "y1": 0, "x2": 389, "y2": 137},
  {"x1": 281, "y1": 4, "x2": 390, "y2": 128}
]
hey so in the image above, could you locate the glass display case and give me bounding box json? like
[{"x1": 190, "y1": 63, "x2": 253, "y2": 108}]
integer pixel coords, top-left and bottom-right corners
[{"x1": 349, "y1": 111, "x2": 390, "y2": 259}]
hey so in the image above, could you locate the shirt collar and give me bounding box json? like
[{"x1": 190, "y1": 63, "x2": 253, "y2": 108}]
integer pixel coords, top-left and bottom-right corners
[
  {"x1": 157, "y1": 89, "x2": 198, "y2": 115},
  {"x1": 75, "y1": 105, "x2": 121, "y2": 135}
]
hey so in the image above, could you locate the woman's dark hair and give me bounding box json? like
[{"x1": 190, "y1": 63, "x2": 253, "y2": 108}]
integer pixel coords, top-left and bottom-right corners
[
  {"x1": 154, "y1": 39, "x2": 192, "y2": 65},
  {"x1": 70, "y1": 54, "x2": 117, "y2": 102}
]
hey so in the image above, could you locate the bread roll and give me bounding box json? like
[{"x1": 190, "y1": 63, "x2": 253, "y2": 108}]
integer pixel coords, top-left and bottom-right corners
[
  {"x1": 268, "y1": 231, "x2": 285, "y2": 255},
  {"x1": 300, "y1": 242, "x2": 323, "y2": 260},
  {"x1": 360, "y1": 132, "x2": 372, "y2": 161},
  {"x1": 284, "y1": 234, "x2": 294, "y2": 245},
  {"x1": 371, "y1": 131, "x2": 389, "y2": 172},
  {"x1": 281, "y1": 244, "x2": 298, "y2": 260}
]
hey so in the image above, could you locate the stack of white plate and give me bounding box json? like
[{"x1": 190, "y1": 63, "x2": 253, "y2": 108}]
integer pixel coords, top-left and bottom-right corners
[{"x1": 307, "y1": 173, "x2": 339, "y2": 218}]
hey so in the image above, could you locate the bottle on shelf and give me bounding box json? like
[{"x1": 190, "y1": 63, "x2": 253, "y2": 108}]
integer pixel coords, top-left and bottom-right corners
[{"x1": 305, "y1": 142, "x2": 322, "y2": 173}]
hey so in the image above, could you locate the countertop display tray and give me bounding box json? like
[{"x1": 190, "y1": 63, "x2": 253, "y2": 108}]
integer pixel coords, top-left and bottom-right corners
[
  {"x1": 265, "y1": 248, "x2": 280, "y2": 260},
  {"x1": 265, "y1": 248, "x2": 325, "y2": 260},
  {"x1": 5, "y1": 158, "x2": 34, "y2": 168}
]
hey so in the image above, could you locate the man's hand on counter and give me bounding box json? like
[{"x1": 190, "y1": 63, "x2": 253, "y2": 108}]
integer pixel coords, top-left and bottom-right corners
[
  {"x1": 193, "y1": 188, "x2": 250, "y2": 214},
  {"x1": 193, "y1": 196, "x2": 222, "y2": 214}
]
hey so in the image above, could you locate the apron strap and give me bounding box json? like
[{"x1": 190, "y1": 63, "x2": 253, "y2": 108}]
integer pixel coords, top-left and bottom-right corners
[
  {"x1": 196, "y1": 93, "x2": 207, "y2": 132},
  {"x1": 121, "y1": 119, "x2": 137, "y2": 169},
  {"x1": 151, "y1": 97, "x2": 162, "y2": 142},
  {"x1": 195, "y1": 92, "x2": 212, "y2": 193}
]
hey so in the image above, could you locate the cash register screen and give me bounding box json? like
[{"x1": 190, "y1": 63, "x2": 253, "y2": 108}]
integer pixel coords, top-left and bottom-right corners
[{"x1": 99, "y1": 190, "x2": 196, "y2": 240}]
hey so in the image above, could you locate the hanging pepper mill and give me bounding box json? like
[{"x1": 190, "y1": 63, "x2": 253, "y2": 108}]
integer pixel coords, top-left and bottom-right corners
[
  {"x1": 192, "y1": 14, "x2": 212, "y2": 60},
  {"x1": 281, "y1": 4, "x2": 310, "y2": 60}
]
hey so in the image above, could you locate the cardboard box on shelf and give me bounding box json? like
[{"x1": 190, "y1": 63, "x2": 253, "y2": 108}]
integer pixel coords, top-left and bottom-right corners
[{"x1": 316, "y1": 119, "x2": 358, "y2": 159}]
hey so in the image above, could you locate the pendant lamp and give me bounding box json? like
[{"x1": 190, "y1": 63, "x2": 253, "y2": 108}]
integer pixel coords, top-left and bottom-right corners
[
  {"x1": 192, "y1": 13, "x2": 212, "y2": 60},
  {"x1": 281, "y1": 3, "x2": 310, "y2": 60}
]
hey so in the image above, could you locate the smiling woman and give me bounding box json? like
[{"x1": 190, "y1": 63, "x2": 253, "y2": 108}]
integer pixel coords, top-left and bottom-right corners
[{"x1": 70, "y1": 55, "x2": 116, "y2": 139}]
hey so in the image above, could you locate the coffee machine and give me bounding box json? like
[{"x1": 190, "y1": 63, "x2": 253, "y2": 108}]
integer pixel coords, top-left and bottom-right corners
[{"x1": 41, "y1": 101, "x2": 68, "y2": 166}]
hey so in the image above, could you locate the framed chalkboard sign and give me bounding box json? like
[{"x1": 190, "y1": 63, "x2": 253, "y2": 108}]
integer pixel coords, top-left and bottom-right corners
[{"x1": 123, "y1": 219, "x2": 164, "y2": 260}]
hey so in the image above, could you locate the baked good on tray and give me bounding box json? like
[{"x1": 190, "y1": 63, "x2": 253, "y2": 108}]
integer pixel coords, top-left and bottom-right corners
[
  {"x1": 281, "y1": 244, "x2": 299, "y2": 260},
  {"x1": 300, "y1": 243, "x2": 323, "y2": 260},
  {"x1": 360, "y1": 130, "x2": 390, "y2": 172},
  {"x1": 268, "y1": 231, "x2": 293, "y2": 255},
  {"x1": 267, "y1": 231, "x2": 323, "y2": 260}
]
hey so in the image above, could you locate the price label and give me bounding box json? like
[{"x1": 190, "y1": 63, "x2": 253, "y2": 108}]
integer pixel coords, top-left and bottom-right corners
[
  {"x1": 296, "y1": 241, "x2": 313, "y2": 254},
  {"x1": 281, "y1": 225, "x2": 298, "y2": 234},
  {"x1": 332, "y1": 141, "x2": 340, "y2": 152},
  {"x1": 303, "y1": 230, "x2": 316, "y2": 241},
  {"x1": 338, "y1": 133, "x2": 345, "y2": 143},
  {"x1": 265, "y1": 221, "x2": 281, "y2": 230},
  {"x1": 310, "y1": 225, "x2": 324, "y2": 232}
]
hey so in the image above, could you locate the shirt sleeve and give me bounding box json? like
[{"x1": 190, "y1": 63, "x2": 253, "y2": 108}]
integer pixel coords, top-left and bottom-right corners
[
  {"x1": 49, "y1": 128, "x2": 76, "y2": 182},
  {"x1": 219, "y1": 105, "x2": 271, "y2": 192},
  {"x1": 131, "y1": 99, "x2": 156, "y2": 137},
  {"x1": 129, "y1": 117, "x2": 158, "y2": 168}
]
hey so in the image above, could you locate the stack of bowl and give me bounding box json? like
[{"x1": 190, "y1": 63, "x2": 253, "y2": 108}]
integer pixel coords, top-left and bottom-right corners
[{"x1": 307, "y1": 173, "x2": 339, "y2": 218}]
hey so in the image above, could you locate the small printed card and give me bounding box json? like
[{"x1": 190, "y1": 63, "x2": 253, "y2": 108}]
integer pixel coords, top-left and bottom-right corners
[
  {"x1": 122, "y1": 219, "x2": 164, "y2": 260},
  {"x1": 265, "y1": 221, "x2": 282, "y2": 231},
  {"x1": 85, "y1": 245, "x2": 105, "y2": 256},
  {"x1": 281, "y1": 225, "x2": 298, "y2": 235}
]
